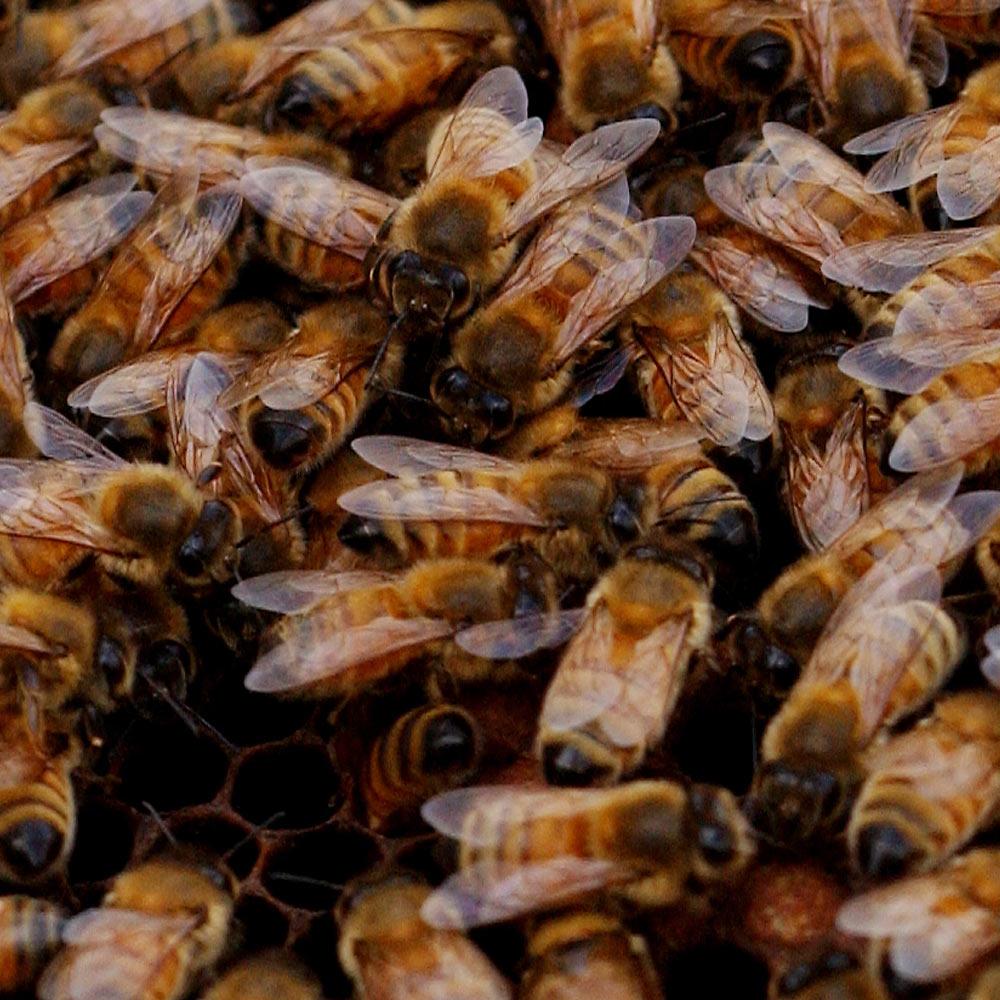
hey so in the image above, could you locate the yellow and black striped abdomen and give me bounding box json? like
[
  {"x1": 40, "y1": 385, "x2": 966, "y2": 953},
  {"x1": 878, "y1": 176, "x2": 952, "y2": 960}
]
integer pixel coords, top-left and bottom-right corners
[{"x1": 0, "y1": 895, "x2": 65, "y2": 991}]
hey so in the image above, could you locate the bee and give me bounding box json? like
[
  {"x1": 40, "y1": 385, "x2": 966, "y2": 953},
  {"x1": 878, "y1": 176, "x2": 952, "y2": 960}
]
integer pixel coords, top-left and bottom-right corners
[
  {"x1": 774, "y1": 345, "x2": 889, "y2": 552},
  {"x1": 847, "y1": 691, "x2": 1000, "y2": 879},
  {"x1": 374, "y1": 108, "x2": 448, "y2": 197},
  {"x1": 664, "y1": 0, "x2": 804, "y2": 102},
  {"x1": 236, "y1": 546, "x2": 576, "y2": 699},
  {"x1": 419, "y1": 779, "x2": 755, "y2": 927},
  {"x1": 704, "y1": 123, "x2": 919, "y2": 281},
  {"x1": 626, "y1": 261, "x2": 774, "y2": 448},
  {"x1": 521, "y1": 910, "x2": 662, "y2": 1000},
  {"x1": 756, "y1": 461, "x2": 1000, "y2": 661},
  {"x1": 794, "y1": 0, "x2": 944, "y2": 142},
  {"x1": 529, "y1": 0, "x2": 680, "y2": 132},
  {"x1": 93, "y1": 106, "x2": 350, "y2": 188},
  {"x1": 749, "y1": 559, "x2": 965, "y2": 845},
  {"x1": 359, "y1": 703, "x2": 483, "y2": 831},
  {"x1": 845, "y1": 60, "x2": 1000, "y2": 224},
  {"x1": 0, "y1": 278, "x2": 34, "y2": 459},
  {"x1": 529, "y1": 541, "x2": 713, "y2": 786},
  {"x1": 1, "y1": 174, "x2": 153, "y2": 318},
  {"x1": 48, "y1": 171, "x2": 244, "y2": 389},
  {"x1": 201, "y1": 954, "x2": 321, "y2": 1000},
  {"x1": 1, "y1": 80, "x2": 106, "y2": 144},
  {"x1": 836, "y1": 847, "x2": 1000, "y2": 988},
  {"x1": 430, "y1": 187, "x2": 695, "y2": 445},
  {"x1": 241, "y1": 67, "x2": 659, "y2": 327},
  {"x1": 336, "y1": 871, "x2": 514, "y2": 1000},
  {"x1": 0, "y1": 701, "x2": 79, "y2": 883},
  {"x1": 335, "y1": 434, "x2": 623, "y2": 585},
  {"x1": 38, "y1": 852, "x2": 237, "y2": 1000},
  {"x1": 0, "y1": 896, "x2": 66, "y2": 992}
]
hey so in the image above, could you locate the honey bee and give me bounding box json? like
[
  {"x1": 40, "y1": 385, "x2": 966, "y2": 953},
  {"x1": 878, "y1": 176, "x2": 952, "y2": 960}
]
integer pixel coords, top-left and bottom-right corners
[
  {"x1": 430, "y1": 188, "x2": 695, "y2": 445},
  {"x1": 749, "y1": 559, "x2": 965, "y2": 844},
  {"x1": 1, "y1": 174, "x2": 153, "y2": 317},
  {"x1": 336, "y1": 871, "x2": 514, "y2": 1000},
  {"x1": 48, "y1": 171, "x2": 244, "y2": 388},
  {"x1": 1, "y1": 80, "x2": 106, "y2": 144},
  {"x1": 0, "y1": 277, "x2": 34, "y2": 459},
  {"x1": 419, "y1": 779, "x2": 755, "y2": 926},
  {"x1": 201, "y1": 954, "x2": 321, "y2": 1000},
  {"x1": 704, "y1": 123, "x2": 919, "y2": 279},
  {"x1": 38, "y1": 852, "x2": 237, "y2": 1000},
  {"x1": 0, "y1": 701, "x2": 78, "y2": 883},
  {"x1": 529, "y1": 0, "x2": 680, "y2": 132},
  {"x1": 359, "y1": 703, "x2": 483, "y2": 831},
  {"x1": 836, "y1": 847, "x2": 1000, "y2": 987},
  {"x1": 521, "y1": 910, "x2": 662, "y2": 1000},
  {"x1": 774, "y1": 345, "x2": 889, "y2": 552},
  {"x1": 793, "y1": 0, "x2": 944, "y2": 142},
  {"x1": 845, "y1": 60, "x2": 1000, "y2": 223},
  {"x1": 374, "y1": 108, "x2": 447, "y2": 197},
  {"x1": 237, "y1": 546, "x2": 576, "y2": 699},
  {"x1": 241, "y1": 67, "x2": 659, "y2": 327},
  {"x1": 0, "y1": 896, "x2": 66, "y2": 992},
  {"x1": 94, "y1": 106, "x2": 350, "y2": 188},
  {"x1": 756, "y1": 461, "x2": 1000, "y2": 661},
  {"x1": 528, "y1": 541, "x2": 713, "y2": 786},
  {"x1": 626, "y1": 262, "x2": 774, "y2": 448},
  {"x1": 848, "y1": 691, "x2": 1000, "y2": 879},
  {"x1": 664, "y1": 0, "x2": 804, "y2": 102}
]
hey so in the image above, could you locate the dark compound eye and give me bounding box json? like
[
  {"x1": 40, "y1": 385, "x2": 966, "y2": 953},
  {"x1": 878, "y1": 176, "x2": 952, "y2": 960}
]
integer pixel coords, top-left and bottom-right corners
[
  {"x1": 433, "y1": 366, "x2": 473, "y2": 406},
  {"x1": 727, "y1": 30, "x2": 792, "y2": 90},
  {"x1": 480, "y1": 390, "x2": 513, "y2": 437}
]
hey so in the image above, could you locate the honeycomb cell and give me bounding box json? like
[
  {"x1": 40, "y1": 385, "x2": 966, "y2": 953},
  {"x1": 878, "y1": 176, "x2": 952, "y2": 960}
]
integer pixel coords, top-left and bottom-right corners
[
  {"x1": 199, "y1": 674, "x2": 314, "y2": 747},
  {"x1": 233, "y1": 893, "x2": 290, "y2": 951},
  {"x1": 67, "y1": 797, "x2": 136, "y2": 884},
  {"x1": 232, "y1": 744, "x2": 341, "y2": 830},
  {"x1": 169, "y1": 815, "x2": 260, "y2": 880}
]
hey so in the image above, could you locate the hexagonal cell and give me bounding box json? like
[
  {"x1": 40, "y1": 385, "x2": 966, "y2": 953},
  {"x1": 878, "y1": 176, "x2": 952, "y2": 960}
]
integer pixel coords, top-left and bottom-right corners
[
  {"x1": 169, "y1": 815, "x2": 260, "y2": 880},
  {"x1": 231, "y1": 744, "x2": 340, "y2": 830},
  {"x1": 261, "y1": 826, "x2": 381, "y2": 912},
  {"x1": 233, "y1": 893, "x2": 290, "y2": 952},
  {"x1": 67, "y1": 796, "x2": 136, "y2": 884},
  {"x1": 198, "y1": 673, "x2": 314, "y2": 747}
]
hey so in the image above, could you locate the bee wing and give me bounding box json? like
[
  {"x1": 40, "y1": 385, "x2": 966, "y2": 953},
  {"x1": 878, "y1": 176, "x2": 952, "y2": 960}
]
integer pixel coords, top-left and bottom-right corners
[
  {"x1": 4, "y1": 176, "x2": 152, "y2": 304},
  {"x1": 166, "y1": 351, "x2": 234, "y2": 484},
  {"x1": 53, "y1": 0, "x2": 214, "y2": 78},
  {"x1": 821, "y1": 227, "x2": 998, "y2": 293},
  {"x1": 916, "y1": 0, "x2": 1000, "y2": 12},
  {"x1": 244, "y1": 614, "x2": 455, "y2": 693},
  {"x1": 237, "y1": 0, "x2": 380, "y2": 94},
  {"x1": 455, "y1": 607, "x2": 587, "y2": 660},
  {"x1": 553, "y1": 418, "x2": 704, "y2": 472},
  {"x1": 420, "y1": 857, "x2": 631, "y2": 929},
  {"x1": 0, "y1": 140, "x2": 89, "y2": 212},
  {"x1": 240, "y1": 159, "x2": 396, "y2": 258},
  {"x1": 910, "y1": 17, "x2": 948, "y2": 88},
  {"x1": 0, "y1": 280, "x2": 30, "y2": 414},
  {"x1": 22, "y1": 402, "x2": 122, "y2": 468},
  {"x1": 68, "y1": 349, "x2": 197, "y2": 417},
  {"x1": 337, "y1": 478, "x2": 548, "y2": 526},
  {"x1": 934, "y1": 129, "x2": 1000, "y2": 222},
  {"x1": 351, "y1": 435, "x2": 521, "y2": 476},
  {"x1": 691, "y1": 236, "x2": 829, "y2": 333},
  {"x1": 0, "y1": 622, "x2": 60, "y2": 656},
  {"x1": 839, "y1": 328, "x2": 1000, "y2": 394},
  {"x1": 982, "y1": 624, "x2": 1000, "y2": 689},
  {"x1": 889, "y1": 390, "x2": 1000, "y2": 473},
  {"x1": 232, "y1": 568, "x2": 397, "y2": 614},
  {"x1": 898, "y1": 274, "x2": 1000, "y2": 338},
  {"x1": 134, "y1": 181, "x2": 243, "y2": 351},
  {"x1": 865, "y1": 732, "x2": 994, "y2": 799},
  {"x1": 550, "y1": 216, "x2": 696, "y2": 369},
  {"x1": 501, "y1": 121, "x2": 662, "y2": 240}
]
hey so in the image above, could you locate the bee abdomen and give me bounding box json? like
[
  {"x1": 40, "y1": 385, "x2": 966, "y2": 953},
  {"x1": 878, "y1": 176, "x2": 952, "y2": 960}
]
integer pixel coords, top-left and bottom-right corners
[{"x1": 0, "y1": 896, "x2": 65, "y2": 991}]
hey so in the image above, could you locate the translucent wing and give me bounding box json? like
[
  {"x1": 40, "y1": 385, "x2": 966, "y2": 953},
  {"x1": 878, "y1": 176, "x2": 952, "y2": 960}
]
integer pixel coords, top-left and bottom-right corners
[
  {"x1": 68, "y1": 350, "x2": 198, "y2": 417},
  {"x1": 454, "y1": 607, "x2": 587, "y2": 659},
  {"x1": 982, "y1": 625, "x2": 1000, "y2": 689},
  {"x1": 231, "y1": 569, "x2": 396, "y2": 614},
  {"x1": 936, "y1": 129, "x2": 1000, "y2": 221},
  {"x1": 551, "y1": 418, "x2": 704, "y2": 472},
  {"x1": 890, "y1": 391, "x2": 1000, "y2": 472},
  {"x1": 0, "y1": 280, "x2": 29, "y2": 414},
  {"x1": 22, "y1": 403, "x2": 121, "y2": 468},
  {"x1": 0, "y1": 140, "x2": 89, "y2": 212},
  {"x1": 351, "y1": 435, "x2": 520, "y2": 476},
  {"x1": 0, "y1": 622, "x2": 60, "y2": 656},
  {"x1": 166, "y1": 351, "x2": 232, "y2": 485}
]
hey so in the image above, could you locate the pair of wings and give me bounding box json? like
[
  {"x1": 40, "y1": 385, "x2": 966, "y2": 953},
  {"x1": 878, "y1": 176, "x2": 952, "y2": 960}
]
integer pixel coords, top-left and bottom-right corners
[
  {"x1": 837, "y1": 855, "x2": 1000, "y2": 983},
  {"x1": 705, "y1": 123, "x2": 916, "y2": 266},
  {"x1": 0, "y1": 139, "x2": 89, "y2": 219}
]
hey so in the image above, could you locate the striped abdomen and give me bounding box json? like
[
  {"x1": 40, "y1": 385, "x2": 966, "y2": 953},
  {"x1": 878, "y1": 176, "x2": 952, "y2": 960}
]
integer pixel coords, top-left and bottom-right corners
[{"x1": 0, "y1": 896, "x2": 65, "y2": 991}]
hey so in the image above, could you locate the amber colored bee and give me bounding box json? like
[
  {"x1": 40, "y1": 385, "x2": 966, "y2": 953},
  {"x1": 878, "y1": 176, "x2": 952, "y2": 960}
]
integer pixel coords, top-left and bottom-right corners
[
  {"x1": 527, "y1": 541, "x2": 712, "y2": 787},
  {"x1": 521, "y1": 910, "x2": 662, "y2": 1000},
  {"x1": 664, "y1": 0, "x2": 804, "y2": 102},
  {"x1": 1, "y1": 175, "x2": 153, "y2": 318},
  {"x1": 837, "y1": 847, "x2": 1000, "y2": 988},
  {"x1": 420, "y1": 779, "x2": 755, "y2": 927},
  {"x1": 431, "y1": 189, "x2": 694, "y2": 445},
  {"x1": 0, "y1": 702, "x2": 78, "y2": 884},
  {"x1": 237, "y1": 546, "x2": 573, "y2": 699},
  {"x1": 755, "y1": 461, "x2": 1000, "y2": 661},
  {"x1": 201, "y1": 954, "x2": 321, "y2": 1000},
  {"x1": 749, "y1": 559, "x2": 965, "y2": 845},
  {"x1": 359, "y1": 703, "x2": 483, "y2": 831},
  {"x1": 704, "y1": 124, "x2": 920, "y2": 283},
  {"x1": 336, "y1": 871, "x2": 514, "y2": 1000},
  {"x1": 0, "y1": 896, "x2": 66, "y2": 992},
  {"x1": 529, "y1": 0, "x2": 680, "y2": 132},
  {"x1": 94, "y1": 106, "x2": 350, "y2": 188},
  {"x1": 38, "y1": 852, "x2": 237, "y2": 1000},
  {"x1": 845, "y1": 60, "x2": 1000, "y2": 224},
  {"x1": 1, "y1": 80, "x2": 106, "y2": 144},
  {"x1": 48, "y1": 172, "x2": 244, "y2": 389},
  {"x1": 847, "y1": 691, "x2": 1000, "y2": 880},
  {"x1": 774, "y1": 345, "x2": 889, "y2": 552},
  {"x1": 374, "y1": 108, "x2": 448, "y2": 198}
]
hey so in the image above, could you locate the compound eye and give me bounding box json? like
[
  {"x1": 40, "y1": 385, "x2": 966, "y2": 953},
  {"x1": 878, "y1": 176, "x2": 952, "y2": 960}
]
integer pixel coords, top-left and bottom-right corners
[
  {"x1": 433, "y1": 366, "x2": 473, "y2": 405},
  {"x1": 481, "y1": 390, "x2": 513, "y2": 437},
  {"x1": 444, "y1": 267, "x2": 474, "y2": 318},
  {"x1": 626, "y1": 101, "x2": 673, "y2": 130},
  {"x1": 388, "y1": 250, "x2": 421, "y2": 280}
]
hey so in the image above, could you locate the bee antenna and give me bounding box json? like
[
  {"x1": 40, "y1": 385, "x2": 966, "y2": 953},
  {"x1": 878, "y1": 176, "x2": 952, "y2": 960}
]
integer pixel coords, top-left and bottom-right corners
[
  {"x1": 267, "y1": 872, "x2": 345, "y2": 891},
  {"x1": 140, "y1": 676, "x2": 237, "y2": 753},
  {"x1": 234, "y1": 506, "x2": 309, "y2": 549},
  {"x1": 365, "y1": 312, "x2": 409, "y2": 391},
  {"x1": 223, "y1": 812, "x2": 285, "y2": 860},
  {"x1": 142, "y1": 801, "x2": 177, "y2": 846}
]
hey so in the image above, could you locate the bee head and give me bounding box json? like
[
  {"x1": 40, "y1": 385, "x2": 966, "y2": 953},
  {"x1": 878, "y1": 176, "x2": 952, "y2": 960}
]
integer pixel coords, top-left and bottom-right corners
[
  {"x1": 747, "y1": 758, "x2": 854, "y2": 844},
  {"x1": 374, "y1": 250, "x2": 476, "y2": 328},
  {"x1": 430, "y1": 366, "x2": 514, "y2": 444},
  {"x1": 174, "y1": 499, "x2": 239, "y2": 585},
  {"x1": 686, "y1": 784, "x2": 754, "y2": 881}
]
